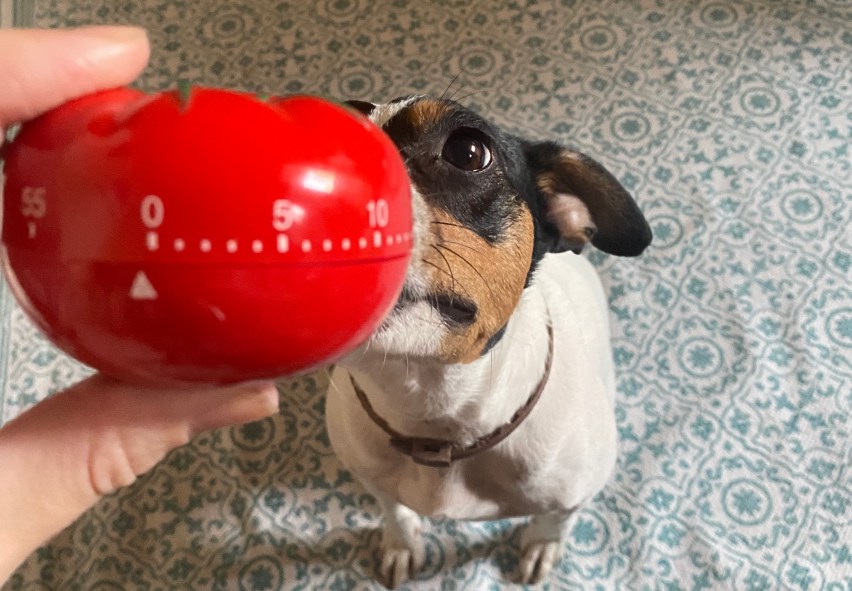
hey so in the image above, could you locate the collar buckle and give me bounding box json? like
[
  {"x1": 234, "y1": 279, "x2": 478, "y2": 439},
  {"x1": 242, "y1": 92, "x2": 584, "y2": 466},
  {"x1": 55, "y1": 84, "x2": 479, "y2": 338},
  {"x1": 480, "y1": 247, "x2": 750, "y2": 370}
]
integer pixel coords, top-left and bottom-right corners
[{"x1": 391, "y1": 437, "x2": 455, "y2": 467}]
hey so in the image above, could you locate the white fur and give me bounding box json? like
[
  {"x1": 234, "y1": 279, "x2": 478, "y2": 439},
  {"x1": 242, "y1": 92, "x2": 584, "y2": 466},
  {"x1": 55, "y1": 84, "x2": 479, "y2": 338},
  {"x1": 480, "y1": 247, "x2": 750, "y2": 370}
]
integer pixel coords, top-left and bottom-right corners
[
  {"x1": 366, "y1": 181, "x2": 445, "y2": 359},
  {"x1": 369, "y1": 96, "x2": 421, "y2": 127},
  {"x1": 326, "y1": 251, "x2": 618, "y2": 585}
]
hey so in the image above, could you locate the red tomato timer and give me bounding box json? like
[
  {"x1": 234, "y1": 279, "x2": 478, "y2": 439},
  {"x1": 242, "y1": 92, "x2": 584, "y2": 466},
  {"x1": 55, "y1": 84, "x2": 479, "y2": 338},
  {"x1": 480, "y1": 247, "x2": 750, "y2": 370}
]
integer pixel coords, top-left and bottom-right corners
[{"x1": 1, "y1": 87, "x2": 412, "y2": 386}]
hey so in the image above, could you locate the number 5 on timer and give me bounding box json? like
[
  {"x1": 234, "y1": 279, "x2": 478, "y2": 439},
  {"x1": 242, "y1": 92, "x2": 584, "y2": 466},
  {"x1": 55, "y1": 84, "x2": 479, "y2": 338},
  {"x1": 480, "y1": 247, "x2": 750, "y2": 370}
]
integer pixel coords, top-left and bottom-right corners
[{"x1": 1, "y1": 86, "x2": 412, "y2": 386}]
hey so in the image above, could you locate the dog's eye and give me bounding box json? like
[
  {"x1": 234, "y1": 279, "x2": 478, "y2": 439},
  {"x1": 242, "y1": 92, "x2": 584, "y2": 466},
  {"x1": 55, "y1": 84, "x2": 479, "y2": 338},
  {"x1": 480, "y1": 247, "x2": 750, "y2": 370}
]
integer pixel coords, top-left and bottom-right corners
[{"x1": 441, "y1": 130, "x2": 493, "y2": 171}]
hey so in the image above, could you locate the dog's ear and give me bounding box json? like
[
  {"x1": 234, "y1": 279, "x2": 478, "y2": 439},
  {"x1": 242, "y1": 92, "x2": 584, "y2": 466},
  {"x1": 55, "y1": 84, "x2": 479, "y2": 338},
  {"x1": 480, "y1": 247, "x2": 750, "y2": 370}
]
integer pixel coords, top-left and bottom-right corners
[{"x1": 524, "y1": 141, "x2": 652, "y2": 257}]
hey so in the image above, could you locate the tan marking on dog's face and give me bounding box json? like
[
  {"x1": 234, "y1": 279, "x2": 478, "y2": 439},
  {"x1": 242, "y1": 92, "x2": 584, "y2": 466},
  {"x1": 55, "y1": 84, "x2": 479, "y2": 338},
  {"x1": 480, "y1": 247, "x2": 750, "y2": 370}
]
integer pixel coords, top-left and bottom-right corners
[
  {"x1": 408, "y1": 99, "x2": 451, "y2": 131},
  {"x1": 422, "y1": 205, "x2": 535, "y2": 363}
]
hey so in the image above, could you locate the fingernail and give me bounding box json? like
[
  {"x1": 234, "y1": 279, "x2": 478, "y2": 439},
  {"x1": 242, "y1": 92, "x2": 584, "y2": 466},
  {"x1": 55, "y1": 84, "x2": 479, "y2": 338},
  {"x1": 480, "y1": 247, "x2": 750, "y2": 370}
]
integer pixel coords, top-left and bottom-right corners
[
  {"x1": 261, "y1": 387, "x2": 280, "y2": 415},
  {"x1": 77, "y1": 25, "x2": 149, "y2": 45},
  {"x1": 259, "y1": 383, "x2": 280, "y2": 414}
]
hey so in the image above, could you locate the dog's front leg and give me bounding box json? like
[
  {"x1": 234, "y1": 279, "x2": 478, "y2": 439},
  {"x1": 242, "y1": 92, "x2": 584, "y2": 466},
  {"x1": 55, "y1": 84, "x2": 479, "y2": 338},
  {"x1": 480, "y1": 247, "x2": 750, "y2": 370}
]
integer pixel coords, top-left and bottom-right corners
[
  {"x1": 519, "y1": 510, "x2": 574, "y2": 585},
  {"x1": 371, "y1": 489, "x2": 426, "y2": 589}
]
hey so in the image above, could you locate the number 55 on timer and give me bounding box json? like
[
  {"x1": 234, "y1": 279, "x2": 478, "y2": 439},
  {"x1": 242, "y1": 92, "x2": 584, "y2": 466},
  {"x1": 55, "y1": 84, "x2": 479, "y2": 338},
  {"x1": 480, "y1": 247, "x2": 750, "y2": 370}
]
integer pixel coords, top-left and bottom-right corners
[{"x1": 1, "y1": 87, "x2": 413, "y2": 386}]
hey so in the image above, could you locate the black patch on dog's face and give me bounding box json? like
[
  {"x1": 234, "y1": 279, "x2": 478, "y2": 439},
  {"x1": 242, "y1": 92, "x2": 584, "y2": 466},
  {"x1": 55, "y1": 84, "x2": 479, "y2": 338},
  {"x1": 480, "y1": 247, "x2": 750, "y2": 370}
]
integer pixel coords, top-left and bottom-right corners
[
  {"x1": 381, "y1": 101, "x2": 525, "y2": 246},
  {"x1": 344, "y1": 100, "x2": 376, "y2": 117}
]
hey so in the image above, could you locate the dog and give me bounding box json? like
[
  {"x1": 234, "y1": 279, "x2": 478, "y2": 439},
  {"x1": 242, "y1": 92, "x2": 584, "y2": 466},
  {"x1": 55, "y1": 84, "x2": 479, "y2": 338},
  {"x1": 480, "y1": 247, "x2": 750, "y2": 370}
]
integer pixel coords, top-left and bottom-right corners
[{"x1": 325, "y1": 95, "x2": 652, "y2": 587}]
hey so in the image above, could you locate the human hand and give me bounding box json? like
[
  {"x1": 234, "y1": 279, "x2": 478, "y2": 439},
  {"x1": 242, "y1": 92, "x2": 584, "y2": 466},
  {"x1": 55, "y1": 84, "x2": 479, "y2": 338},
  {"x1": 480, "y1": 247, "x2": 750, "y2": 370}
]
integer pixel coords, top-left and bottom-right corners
[
  {"x1": 0, "y1": 25, "x2": 151, "y2": 144},
  {"x1": 0, "y1": 376, "x2": 278, "y2": 583},
  {"x1": 0, "y1": 26, "x2": 280, "y2": 583}
]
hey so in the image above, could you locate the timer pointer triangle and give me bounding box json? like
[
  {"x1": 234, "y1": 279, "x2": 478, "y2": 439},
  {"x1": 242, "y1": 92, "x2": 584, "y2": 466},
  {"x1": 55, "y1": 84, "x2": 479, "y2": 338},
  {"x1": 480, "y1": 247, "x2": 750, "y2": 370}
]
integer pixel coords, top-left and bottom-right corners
[{"x1": 130, "y1": 271, "x2": 158, "y2": 300}]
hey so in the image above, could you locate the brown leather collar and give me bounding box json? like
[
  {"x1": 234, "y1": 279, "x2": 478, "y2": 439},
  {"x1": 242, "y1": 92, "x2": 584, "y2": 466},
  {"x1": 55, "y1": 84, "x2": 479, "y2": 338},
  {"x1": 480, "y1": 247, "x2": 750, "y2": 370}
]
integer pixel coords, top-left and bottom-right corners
[{"x1": 349, "y1": 322, "x2": 554, "y2": 468}]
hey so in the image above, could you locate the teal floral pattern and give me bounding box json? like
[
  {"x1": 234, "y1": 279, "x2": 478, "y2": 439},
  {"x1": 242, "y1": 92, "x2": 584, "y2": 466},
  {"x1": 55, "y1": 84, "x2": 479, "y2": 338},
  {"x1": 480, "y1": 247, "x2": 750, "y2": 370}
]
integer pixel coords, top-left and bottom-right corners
[{"x1": 2, "y1": 0, "x2": 851, "y2": 589}]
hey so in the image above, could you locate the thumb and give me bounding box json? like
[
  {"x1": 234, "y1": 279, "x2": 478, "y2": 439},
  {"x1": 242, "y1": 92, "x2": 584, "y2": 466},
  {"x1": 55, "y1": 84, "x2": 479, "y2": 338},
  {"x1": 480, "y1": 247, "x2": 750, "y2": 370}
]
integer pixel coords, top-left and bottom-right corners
[
  {"x1": 0, "y1": 376, "x2": 278, "y2": 582},
  {"x1": 0, "y1": 26, "x2": 150, "y2": 129}
]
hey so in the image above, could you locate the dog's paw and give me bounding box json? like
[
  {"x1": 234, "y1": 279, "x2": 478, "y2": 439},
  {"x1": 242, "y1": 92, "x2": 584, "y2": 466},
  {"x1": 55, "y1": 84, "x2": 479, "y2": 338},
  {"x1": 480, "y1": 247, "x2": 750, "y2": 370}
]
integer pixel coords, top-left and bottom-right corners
[
  {"x1": 519, "y1": 513, "x2": 568, "y2": 585},
  {"x1": 519, "y1": 539, "x2": 560, "y2": 585},
  {"x1": 380, "y1": 544, "x2": 424, "y2": 589},
  {"x1": 379, "y1": 515, "x2": 425, "y2": 589}
]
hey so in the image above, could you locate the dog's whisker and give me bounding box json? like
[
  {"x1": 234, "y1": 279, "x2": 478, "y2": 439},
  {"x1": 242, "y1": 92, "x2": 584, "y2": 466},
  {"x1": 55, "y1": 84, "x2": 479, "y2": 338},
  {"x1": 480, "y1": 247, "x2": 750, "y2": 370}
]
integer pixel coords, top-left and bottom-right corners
[
  {"x1": 447, "y1": 73, "x2": 466, "y2": 102},
  {"x1": 489, "y1": 347, "x2": 495, "y2": 393},
  {"x1": 426, "y1": 299, "x2": 447, "y2": 342},
  {"x1": 326, "y1": 368, "x2": 342, "y2": 395},
  {"x1": 452, "y1": 87, "x2": 491, "y2": 104},
  {"x1": 430, "y1": 245, "x2": 459, "y2": 305},
  {"x1": 438, "y1": 238, "x2": 484, "y2": 254},
  {"x1": 358, "y1": 334, "x2": 373, "y2": 359},
  {"x1": 431, "y1": 220, "x2": 476, "y2": 232},
  {"x1": 497, "y1": 328, "x2": 539, "y2": 350},
  {"x1": 422, "y1": 258, "x2": 456, "y2": 284},
  {"x1": 435, "y1": 243, "x2": 498, "y2": 307},
  {"x1": 391, "y1": 272, "x2": 451, "y2": 326},
  {"x1": 380, "y1": 346, "x2": 389, "y2": 374},
  {"x1": 440, "y1": 71, "x2": 463, "y2": 102},
  {"x1": 422, "y1": 257, "x2": 476, "y2": 305}
]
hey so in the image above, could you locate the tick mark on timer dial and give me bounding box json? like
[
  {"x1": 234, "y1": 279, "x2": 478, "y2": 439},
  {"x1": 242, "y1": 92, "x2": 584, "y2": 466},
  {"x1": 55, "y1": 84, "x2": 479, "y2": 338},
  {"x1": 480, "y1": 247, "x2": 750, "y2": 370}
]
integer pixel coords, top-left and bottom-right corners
[
  {"x1": 146, "y1": 232, "x2": 409, "y2": 254},
  {"x1": 139, "y1": 194, "x2": 409, "y2": 257}
]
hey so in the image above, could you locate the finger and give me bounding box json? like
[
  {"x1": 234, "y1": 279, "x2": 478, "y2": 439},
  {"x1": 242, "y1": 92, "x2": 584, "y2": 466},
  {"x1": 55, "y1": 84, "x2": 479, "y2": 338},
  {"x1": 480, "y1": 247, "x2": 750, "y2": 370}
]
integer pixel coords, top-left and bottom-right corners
[
  {"x1": 0, "y1": 376, "x2": 278, "y2": 583},
  {"x1": 0, "y1": 26, "x2": 150, "y2": 129},
  {"x1": 19, "y1": 374, "x2": 280, "y2": 495},
  {"x1": 179, "y1": 380, "x2": 283, "y2": 435}
]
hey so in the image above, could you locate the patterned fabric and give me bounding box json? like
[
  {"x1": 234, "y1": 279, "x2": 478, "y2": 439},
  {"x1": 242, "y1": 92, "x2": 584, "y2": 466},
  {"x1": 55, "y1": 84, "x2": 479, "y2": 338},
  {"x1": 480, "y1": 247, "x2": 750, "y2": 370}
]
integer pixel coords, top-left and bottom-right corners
[{"x1": 2, "y1": 0, "x2": 851, "y2": 589}]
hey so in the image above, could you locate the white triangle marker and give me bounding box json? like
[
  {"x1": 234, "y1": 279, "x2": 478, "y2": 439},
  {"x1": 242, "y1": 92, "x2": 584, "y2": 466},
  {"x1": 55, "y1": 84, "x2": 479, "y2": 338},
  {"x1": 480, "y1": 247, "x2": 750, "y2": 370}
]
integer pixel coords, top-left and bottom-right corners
[{"x1": 130, "y1": 271, "x2": 158, "y2": 300}]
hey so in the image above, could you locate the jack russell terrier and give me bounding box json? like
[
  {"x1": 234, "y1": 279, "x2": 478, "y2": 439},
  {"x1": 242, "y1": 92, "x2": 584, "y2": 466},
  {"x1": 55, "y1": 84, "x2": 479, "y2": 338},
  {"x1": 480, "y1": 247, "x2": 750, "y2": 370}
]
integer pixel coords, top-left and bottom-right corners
[{"x1": 325, "y1": 96, "x2": 652, "y2": 587}]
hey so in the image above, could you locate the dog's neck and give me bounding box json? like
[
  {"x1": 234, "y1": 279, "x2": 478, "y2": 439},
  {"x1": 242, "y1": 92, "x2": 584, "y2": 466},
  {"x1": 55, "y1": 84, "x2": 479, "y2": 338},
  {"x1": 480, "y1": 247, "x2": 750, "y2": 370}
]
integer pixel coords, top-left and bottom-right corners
[{"x1": 337, "y1": 285, "x2": 551, "y2": 444}]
